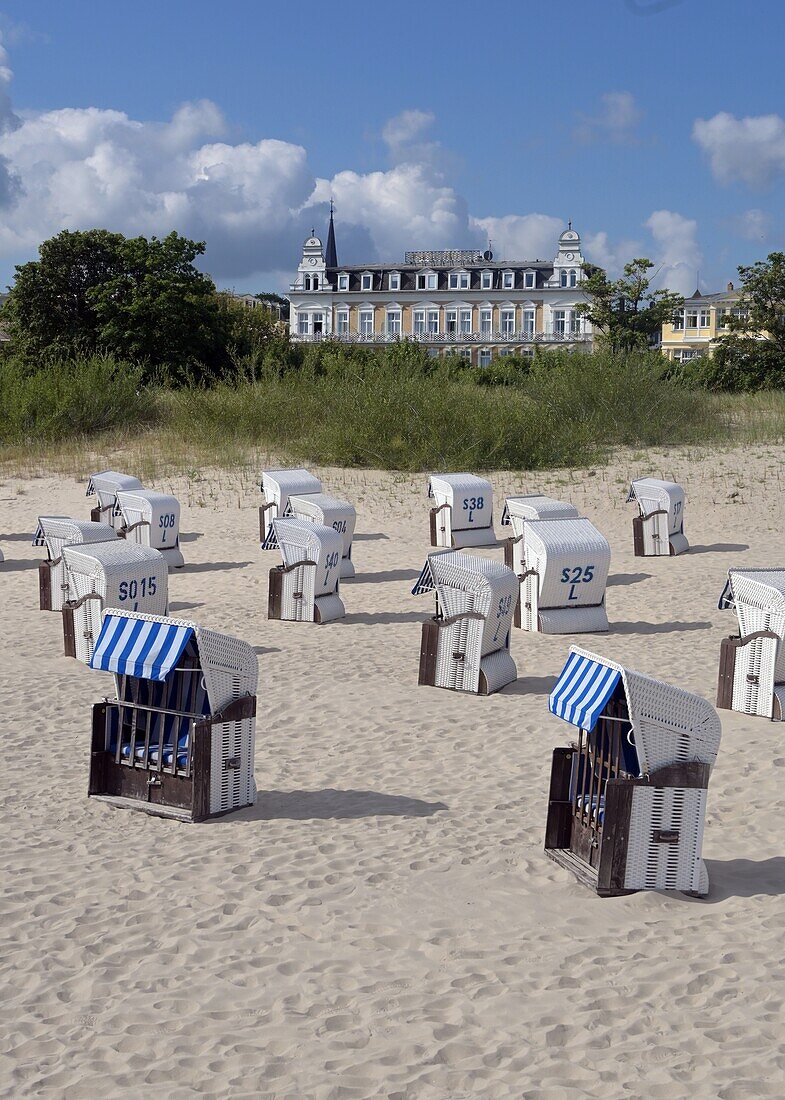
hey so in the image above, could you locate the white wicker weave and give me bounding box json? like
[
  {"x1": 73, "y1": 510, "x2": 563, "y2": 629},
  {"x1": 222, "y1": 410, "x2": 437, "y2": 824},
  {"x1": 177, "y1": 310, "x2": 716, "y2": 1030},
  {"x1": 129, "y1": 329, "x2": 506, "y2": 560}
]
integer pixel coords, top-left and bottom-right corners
[
  {"x1": 116, "y1": 490, "x2": 184, "y2": 569},
  {"x1": 428, "y1": 474, "x2": 495, "y2": 548},
  {"x1": 502, "y1": 495, "x2": 580, "y2": 573},
  {"x1": 627, "y1": 477, "x2": 688, "y2": 556},
  {"x1": 287, "y1": 492, "x2": 357, "y2": 579},
  {"x1": 94, "y1": 608, "x2": 257, "y2": 817},
  {"x1": 271, "y1": 517, "x2": 345, "y2": 623},
  {"x1": 563, "y1": 645, "x2": 721, "y2": 894},
  {"x1": 87, "y1": 471, "x2": 143, "y2": 530},
  {"x1": 62, "y1": 542, "x2": 169, "y2": 663},
  {"x1": 260, "y1": 468, "x2": 322, "y2": 545},
  {"x1": 36, "y1": 516, "x2": 118, "y2": 611},
  {"x1": 519, "y1": 517, "x2": 610, "y2": 633},
  {"x1": 425, "y1": 551, "x2": 518, "y2": 693},
  {"x1": 720, "y1": 568, "x2": 785, "y2": 719}
]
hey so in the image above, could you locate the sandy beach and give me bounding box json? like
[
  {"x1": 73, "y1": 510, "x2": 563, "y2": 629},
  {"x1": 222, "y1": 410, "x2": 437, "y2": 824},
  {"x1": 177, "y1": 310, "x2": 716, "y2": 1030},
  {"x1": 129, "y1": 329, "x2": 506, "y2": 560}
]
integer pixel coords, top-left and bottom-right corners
[{"x1": 1, "y1": 446, "x2": 784, "y2": 1099}]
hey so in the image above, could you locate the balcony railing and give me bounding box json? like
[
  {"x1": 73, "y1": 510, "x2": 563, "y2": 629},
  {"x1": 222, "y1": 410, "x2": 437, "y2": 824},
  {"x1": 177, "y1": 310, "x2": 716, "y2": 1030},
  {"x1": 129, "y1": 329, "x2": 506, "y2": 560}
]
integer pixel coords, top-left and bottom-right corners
[{"x1": 293, "y1": 330, "x2": 589, "y2": 344}]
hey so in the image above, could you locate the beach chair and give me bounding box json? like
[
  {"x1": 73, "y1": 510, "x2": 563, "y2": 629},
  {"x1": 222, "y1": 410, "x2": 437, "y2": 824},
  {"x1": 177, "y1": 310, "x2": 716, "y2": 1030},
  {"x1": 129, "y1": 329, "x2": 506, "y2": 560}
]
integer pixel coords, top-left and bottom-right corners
[
  {"x1": 86, "y1": 471, "x2": 143, "y2": 529},
  {"x1": 87, "y1": 609, "x2": 257, "y2": 822},
  {"x1": 267, "y1": 517, "x2": 345, "y2": 623},
  {"x1": 428, "y1": 474, "x2": 496, "y2": 548},
  {"x1": 268, "y1": 492, "x2": 357, "y2": 579},
  {"x1": 414, "y1": 550, "x2": 518, "y2": 694},
  {"x1": 545, "y1": 646, "x2": 721, "y2": 896},
  {"x1": 61, "y1": 541, "x2": 169, "y2": 664},
  {"x1": 626, "y1": 477, "x2": 688, "y2": 556},
  {"x1": 34, "y1": 516, "x2": 117, "y2": 611},
  {"x1": 501, "y1": 495, "x2": 581, "y2": 575},
  {"x1": 260, "y1": 468, "x2": 322, "y2": 548},
  {"x1": 716, "y1": 568, "x2": 785, "y2": 720},
  {"x1": 115, "y1": 489, "x2": 185, "y2": 569},
  {"x1": 515, "y1": 517, "x2": 610, "y2": 633}
]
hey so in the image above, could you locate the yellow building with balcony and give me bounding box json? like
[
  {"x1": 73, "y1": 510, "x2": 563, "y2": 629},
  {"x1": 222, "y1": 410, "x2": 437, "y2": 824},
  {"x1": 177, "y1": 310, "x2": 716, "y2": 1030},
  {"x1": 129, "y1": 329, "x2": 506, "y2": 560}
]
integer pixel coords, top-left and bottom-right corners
[{"x1": 661, "y1": 283, "x2": 743, "y2": 361}]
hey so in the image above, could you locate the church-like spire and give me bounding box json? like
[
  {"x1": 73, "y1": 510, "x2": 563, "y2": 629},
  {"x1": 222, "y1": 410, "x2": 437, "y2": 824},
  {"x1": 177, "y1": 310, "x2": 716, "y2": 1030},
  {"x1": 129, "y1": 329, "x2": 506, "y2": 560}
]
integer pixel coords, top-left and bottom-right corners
[{"x1": 325, "y1": 198, "x2": 338, "y2": 268}]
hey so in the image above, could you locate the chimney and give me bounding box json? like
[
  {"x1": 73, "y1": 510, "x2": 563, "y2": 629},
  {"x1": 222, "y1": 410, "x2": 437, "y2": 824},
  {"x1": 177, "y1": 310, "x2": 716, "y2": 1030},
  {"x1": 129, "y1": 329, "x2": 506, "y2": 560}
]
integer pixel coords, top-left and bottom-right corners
[{"x1": 727, "y1": 281, "x2": 734, "y2": 292}]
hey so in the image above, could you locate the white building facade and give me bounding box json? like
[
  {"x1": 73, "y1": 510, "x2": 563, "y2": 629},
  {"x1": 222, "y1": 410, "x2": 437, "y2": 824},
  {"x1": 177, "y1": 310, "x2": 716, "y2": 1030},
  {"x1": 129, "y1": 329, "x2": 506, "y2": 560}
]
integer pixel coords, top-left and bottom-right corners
[{"x1": 288, "y1": 216, "x2": 593, "y2": 363}]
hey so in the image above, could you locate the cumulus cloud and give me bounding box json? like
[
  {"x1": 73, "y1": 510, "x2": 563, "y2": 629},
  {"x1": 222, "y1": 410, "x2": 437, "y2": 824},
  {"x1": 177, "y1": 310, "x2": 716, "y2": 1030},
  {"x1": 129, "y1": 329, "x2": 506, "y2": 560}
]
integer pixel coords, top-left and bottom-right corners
[
  {"x1": 574, "y1": 91, "x2": 642, "y2": 145},
  {"x1": 644, "y1": 209, "x2": 702, "y2": 295},
  {"x1": 693, "y1": 111, "x2": 785, "y2": 188},
  {"x1": 470, "y1": 213, "x2": 562, "y2": 261}
]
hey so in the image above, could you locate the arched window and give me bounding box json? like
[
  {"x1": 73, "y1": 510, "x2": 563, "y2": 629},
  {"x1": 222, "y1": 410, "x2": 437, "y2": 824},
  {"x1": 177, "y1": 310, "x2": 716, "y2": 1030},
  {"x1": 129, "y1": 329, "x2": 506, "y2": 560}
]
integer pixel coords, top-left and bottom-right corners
[
  {"x1": 313, "y1": 275, "x2": 319, "y2": 290},
  {"x1": 569, "y1": 269, "x2": 577, "y2": 287},
  {"x1": 304, "y1": 275, "x2": 311, "y2": 291},
  {"x1": 560, "y1": 270, "x2": 568, "y2": 287}
]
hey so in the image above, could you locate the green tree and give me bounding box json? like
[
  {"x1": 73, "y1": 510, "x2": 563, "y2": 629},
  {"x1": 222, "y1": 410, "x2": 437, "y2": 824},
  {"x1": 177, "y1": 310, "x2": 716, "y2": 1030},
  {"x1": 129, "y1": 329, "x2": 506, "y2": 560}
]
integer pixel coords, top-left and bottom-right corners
[
  {"x1": 3, "y1": 229, "x2": 226, "y2": 380},
  {"x1": 576, "y1": 258, "x2": 683, "y2": 352},
  {"x1": 706, "y1": 252, "x2": 785, "y2": 391}
]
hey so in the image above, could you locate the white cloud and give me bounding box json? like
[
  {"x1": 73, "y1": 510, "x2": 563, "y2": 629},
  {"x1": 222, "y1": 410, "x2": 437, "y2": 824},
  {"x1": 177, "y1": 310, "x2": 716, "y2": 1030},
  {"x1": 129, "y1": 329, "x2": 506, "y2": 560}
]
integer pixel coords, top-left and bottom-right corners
[
  {"x1": 382, "y1": 109, "x2": 434, "y2": 154},
  {"x1": 693, "y1": 111, "x2": 785, "y2": 188},
  {"x1": 644, "y1": 210, "x2": 702, "y2": 295},
  {"x1": 733, "y1": 208, "x2": 770, "y2": 241},
  {"x1": 470, "y1": 213, "x2": 562, "y2": 261},
  {"x1": 574, "y1": 91, "x2": 642, "y2": 145},
  {"x1": 582, "y1": 230, "x2": 643, "y2": 272}
]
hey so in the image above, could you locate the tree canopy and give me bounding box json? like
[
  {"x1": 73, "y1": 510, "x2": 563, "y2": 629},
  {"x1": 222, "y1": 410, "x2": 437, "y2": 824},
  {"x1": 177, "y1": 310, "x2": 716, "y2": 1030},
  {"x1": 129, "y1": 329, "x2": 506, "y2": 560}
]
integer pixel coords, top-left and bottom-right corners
[
  {"x1": 3, "y1": 229, "x2": 227, "y2": 379},
  {"x1": 575, "y1": 258, "x2": 683, "y2": 352}
]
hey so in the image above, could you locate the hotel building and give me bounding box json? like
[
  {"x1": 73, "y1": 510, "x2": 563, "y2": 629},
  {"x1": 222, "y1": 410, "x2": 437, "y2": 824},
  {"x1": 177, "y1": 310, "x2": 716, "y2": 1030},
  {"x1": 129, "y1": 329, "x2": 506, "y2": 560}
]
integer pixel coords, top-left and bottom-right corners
[
  {"x1": 288, "y1": 211, "x2": 593, "y2": 364},
  {"x1": 660, "y1": 283, "x2": 744, "y2": 362}
]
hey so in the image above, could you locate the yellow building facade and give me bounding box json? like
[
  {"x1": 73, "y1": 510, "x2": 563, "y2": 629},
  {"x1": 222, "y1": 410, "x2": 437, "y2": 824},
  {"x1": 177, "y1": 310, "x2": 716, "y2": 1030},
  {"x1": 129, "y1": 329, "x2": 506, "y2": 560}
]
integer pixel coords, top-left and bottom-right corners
[{"x1": 660, "y1": 284, "x2": 743, "y2": 361}]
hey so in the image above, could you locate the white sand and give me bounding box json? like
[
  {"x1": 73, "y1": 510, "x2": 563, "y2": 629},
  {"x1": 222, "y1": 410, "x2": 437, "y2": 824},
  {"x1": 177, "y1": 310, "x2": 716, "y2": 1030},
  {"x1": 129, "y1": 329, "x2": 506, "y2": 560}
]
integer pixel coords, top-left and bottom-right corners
[{"x1": 1, "y1": 448, "x2": 784, "y2": 1099}]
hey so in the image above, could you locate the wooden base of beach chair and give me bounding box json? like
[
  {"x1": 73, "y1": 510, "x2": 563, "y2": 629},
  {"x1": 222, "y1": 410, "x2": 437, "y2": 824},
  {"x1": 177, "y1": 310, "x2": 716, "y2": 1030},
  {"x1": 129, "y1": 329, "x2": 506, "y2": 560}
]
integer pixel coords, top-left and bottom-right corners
[
  {"x1": 39, "y1": 561, "x2": 53, "y2": 611},
  {"x1": 632, "y1": 516, "x2": 645, "y2": 557},
  {"x1": 268, "y1": 565, "x2": 283, "y2": 619},
  {"x1": 418, "y1": 619, "x2": 439, "y2": 686},
  {"x1": 90, "y1": 506, "x2": 102, "y2": 523},
  {"x1": 62, "y1": 606, "x2": 77, "y2": 658}
]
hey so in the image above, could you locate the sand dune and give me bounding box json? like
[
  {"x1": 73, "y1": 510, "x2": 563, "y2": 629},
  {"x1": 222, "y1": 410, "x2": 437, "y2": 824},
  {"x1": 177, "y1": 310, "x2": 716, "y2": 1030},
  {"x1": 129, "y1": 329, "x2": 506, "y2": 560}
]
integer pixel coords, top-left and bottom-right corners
[{"x1": 1, "y1": 446, "x2": 784, "y2": 1098}]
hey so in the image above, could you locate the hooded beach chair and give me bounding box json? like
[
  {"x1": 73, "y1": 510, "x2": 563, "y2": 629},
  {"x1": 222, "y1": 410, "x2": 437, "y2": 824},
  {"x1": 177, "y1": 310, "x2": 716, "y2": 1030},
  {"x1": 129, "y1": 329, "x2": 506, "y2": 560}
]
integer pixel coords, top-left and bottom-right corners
[
  {"x1": 413, "y1": 550, "x2": 518, "y2": 694},
  {"x1": 545, "y1": 646, "x2": 721, "y2": 896},
  {"x1": 260, "y1": 468, "x2": 322, "y2": 548},
  {"x1": 626, "y1": 477, "x2": 688, "y2": 556},
  {"x1": 501, "y1": 495, "x2": 581, "y2": 575},
  {"x1": 266, "y1": 492, "x2": 357, "y2": 579},
  {"x1": 716, "y1": 568, "x2": 785, "y2": 720},
  {"x1": 428, "y1": 474, "x2": 495, "y2": 549},
  {"x1": 34, "y1": 516, "x2": 117, "y2": 611},
  {"x1": 87, "y1": 609, "x2": 258, "y2": 822},
  {"x1": 115, "y1": 489, "x2": 185, "y2": 569},
  {"x1": 61, "y1": 541, "x2": 169, "y2": 664},
  {"x1": 86, "y1": 471, "x2": 143, "y2": 529},
  {"x1": 515, "y1": 517, "x2": 610, "y2": 633},
  {"x1": 267, "y1": 517, "x2": 344, "y2": 623}
]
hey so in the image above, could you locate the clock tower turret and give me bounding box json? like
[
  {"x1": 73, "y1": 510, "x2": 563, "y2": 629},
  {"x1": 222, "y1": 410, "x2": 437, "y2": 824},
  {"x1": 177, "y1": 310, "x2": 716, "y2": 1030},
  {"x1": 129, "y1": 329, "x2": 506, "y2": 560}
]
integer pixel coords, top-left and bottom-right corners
[
  {"x1": 294, "y1": 231, "x2": 329, "y2": 292},
  {"x1": 550, "y1": 222, "x2": 584, "y2": 287}
]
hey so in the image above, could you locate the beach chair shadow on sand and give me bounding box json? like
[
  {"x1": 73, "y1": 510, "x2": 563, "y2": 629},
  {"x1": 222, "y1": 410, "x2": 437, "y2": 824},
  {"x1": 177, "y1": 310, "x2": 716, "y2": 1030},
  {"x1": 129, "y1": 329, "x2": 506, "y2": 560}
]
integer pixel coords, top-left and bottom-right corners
[{"x1": 231, "y1": 788, "x2": 448, "y2": 821}]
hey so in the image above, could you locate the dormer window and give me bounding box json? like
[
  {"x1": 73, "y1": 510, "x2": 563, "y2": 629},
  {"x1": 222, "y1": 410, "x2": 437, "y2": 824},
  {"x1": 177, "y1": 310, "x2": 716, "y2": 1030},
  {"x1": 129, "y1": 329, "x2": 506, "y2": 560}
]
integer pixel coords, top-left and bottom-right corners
[
  {"x1": 449, "y1": 270, "x2": 470, "y2": 291},
  {"x1": 481, "y1": 271, "x2": 493, "y2": 290},
  {"x1": 416, "y1": 271, "x2": 438, "y2": 291},
  {"x1": 361, "y1": 272, "x2": 373, "y2": 291},
  {"x1": 388, "y1": 272, "x2": 401, "y2": 291},
  {"x1": 523, "y1": 270, "x2": 536, "y2": 289},
  {"x1": 502, "y1": 271, "x2": 514, "y2": 290},
  {"x1": 337, "y1": 273, "x2": 349, "y2": 291}
]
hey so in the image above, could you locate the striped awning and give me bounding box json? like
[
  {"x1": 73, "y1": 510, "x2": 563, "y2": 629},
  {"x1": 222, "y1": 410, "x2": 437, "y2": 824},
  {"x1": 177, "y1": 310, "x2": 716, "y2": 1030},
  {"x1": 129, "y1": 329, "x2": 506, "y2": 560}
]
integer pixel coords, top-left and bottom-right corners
[
  {"x1": 261, "y1": 522, "x2": 279, "y2": 550},
  {"x1": 500, "y1": 502, "x2": 511, "y2": 526},
  {"x1": 717, "y1": 578, "x2": 734, "y2": 610},
  {"x1": 412, "y1": 558, "x2": 436, "y2": 596},
  {"x1": 549, "y1": 651, "x2": 622, "y2": 732},
  {"x1": 89, "y1": 614, "x2": 194, "y2": 680},
  {"x1": 32, "y1": 523, "x2": 45, "y2": 547},
  {"x1": 85, "y1": 477, "x2": 95, "y2": 496}
]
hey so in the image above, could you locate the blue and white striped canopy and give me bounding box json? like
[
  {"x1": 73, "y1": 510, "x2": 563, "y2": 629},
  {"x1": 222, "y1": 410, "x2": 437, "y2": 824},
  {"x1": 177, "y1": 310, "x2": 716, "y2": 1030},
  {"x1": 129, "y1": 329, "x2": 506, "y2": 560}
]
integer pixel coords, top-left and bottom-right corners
[
  {"x1": 85, "y1": 477, "x2": 95, "y2": 496},
  {"x1": 500, "y1": 502, "x2": 511, "y2": 526},
  {"x1": 717, "y1": 578, "x2": 734, "y2": 611},
  {"x1": 549, "y1": 650, "x2": 622, "y2": 732},
  {"x1": 32, "y1": 523, "x2": 45, "y2": 547},
  {"x1": 261, "y1": 522, "x2": 279, "y2": 550},
  {"x1": 411, "y1": 558, "x2": 436, "y2": 596},
  {"x1": 89, "y1": 614, "x2": 194, "y2": 680}
]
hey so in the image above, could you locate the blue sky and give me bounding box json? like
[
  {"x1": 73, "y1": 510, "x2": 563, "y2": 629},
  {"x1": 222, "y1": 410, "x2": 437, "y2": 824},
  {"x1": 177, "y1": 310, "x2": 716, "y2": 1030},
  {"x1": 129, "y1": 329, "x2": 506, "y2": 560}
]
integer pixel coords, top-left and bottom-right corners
[{"x1": 0, "y1": 0, "x2": 782, "y2": 294}]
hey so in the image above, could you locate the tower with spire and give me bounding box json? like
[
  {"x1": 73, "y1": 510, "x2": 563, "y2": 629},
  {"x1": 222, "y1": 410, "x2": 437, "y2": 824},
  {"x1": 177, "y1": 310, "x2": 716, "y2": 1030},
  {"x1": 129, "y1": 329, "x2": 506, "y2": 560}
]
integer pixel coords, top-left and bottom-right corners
[{"x1": 325, "y1": 198, "x2": 338, "y2": 269}]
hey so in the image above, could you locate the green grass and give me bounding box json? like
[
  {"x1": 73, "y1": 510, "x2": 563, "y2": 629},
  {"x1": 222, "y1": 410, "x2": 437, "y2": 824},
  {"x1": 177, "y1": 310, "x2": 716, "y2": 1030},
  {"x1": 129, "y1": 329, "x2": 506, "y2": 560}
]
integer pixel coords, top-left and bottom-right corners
[{"x1": 0, "y1": 347, "x2": 784, "y2": 479}]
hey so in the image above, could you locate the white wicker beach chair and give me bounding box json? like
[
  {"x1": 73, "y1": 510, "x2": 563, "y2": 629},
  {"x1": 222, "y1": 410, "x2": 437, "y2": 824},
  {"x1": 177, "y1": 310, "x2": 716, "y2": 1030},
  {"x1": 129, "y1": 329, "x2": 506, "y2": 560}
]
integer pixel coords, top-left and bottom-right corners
[
  {"x1": 501, "y1": 495, "x2": 581, "y2": 574},
  {"x1": 269, "y1": 491, "x2": 357, "y2": 579},
  {"x1": 115, "y1": 489, "x2": 185, "y2": 569},
  {"x1": 267, "y1": 517, "x2": 345, "y2": 623},
  {"x1": 260, "y1": 468, "x2": 322, "y2": 548},
  {"x1": 86, "y1": 471, "x2": 143, "y2": 530},
  {"x1": 515, "y1": 517, "x2": 610, "y2": 633},
  {"x1": 716, "y1": 568, "x2": 785, "y2": 721},
  {"x1": 34, "y1": 516, "x2": 117, "y2": 611},
  {"x1": 414, "y1": 550, "x2": 518, "y2": 694},
  {"x1": 61, "y1": 541, "x2": 169, "y2": 664},
  {"x1": 428, "y1": 474, "x2": 496, "y2": 548},
  {"x1": 545, "y1": 646, "x2": 722, "y2": 896},
  {"x1": 86, "y1": 608, "x2": 257, "y2": 822},
  {"x1": 627, "y1": 477, "x2": 688, "y2": 556}
]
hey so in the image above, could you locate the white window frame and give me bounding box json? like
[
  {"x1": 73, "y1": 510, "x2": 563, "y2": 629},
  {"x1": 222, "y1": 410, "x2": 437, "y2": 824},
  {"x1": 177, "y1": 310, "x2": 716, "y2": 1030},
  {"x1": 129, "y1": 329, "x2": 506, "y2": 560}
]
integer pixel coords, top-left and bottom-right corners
[
  {"x1": 336, "y1": 310, "x2": 349, "y2": 335},
  {"x1": 685, "y1": 310, "x2": 699, "y2": 328},
  {"x1": 446, "y1": 309, "x2": 458, "y2": 335},
  {"x1": 501, "y1": 308, "x2": 515, "y2": 336},
  {"x1": 480, "y1": 308, "x2": 492, "y2": 336},
  {"x1": 479, "y1": 348, "x2": 492, "y2": 367},
  {"x1": 699, "y1": 309, "x2": 710, "y2": 328},
  {"x1": 459, "y1": 308, "x2": 472, "y2": 334},
  {"x1": 413, "y1": 309, "x2": 426, "y2": 336},
  {"x1": 553, "y1": 309, "x2": 567, "y2": 336},
  {"x1": 359, "y1": 309, "x2": 374, "y2": 336},
  {"x1": 522, "y1": 308, "x2": 535, "y2": 336},
  {"x1": 502, "y1": 270, "x2": 514, "y2": 290},
  {"x1": 426, "y1": 309, "x2": 439, "y2": 335},
  {"x1": 459, "y1": 347, "x2": 472, "y2": 361},
  {"x1": 560, "y1": 270, "x2": 569, "y2": 288},
  {"x1": 480, "y1": 271, "x2": 493, "y2": 290},
  {"x1": 417, "y1": 271, "x2": 438, "y2": 290},
  {"x1": 385, "y1": 308, "x2": 402, "y2": 336},
  {"x1": 337, "y1": 273, "x2": 349, "y2": 291},
  {"x1": 297, "y1": 314, "x2": 309, "y2": 336},
  {"x1": 523, "y1": 270, "x2": 536, "y2": 290},
  {"x1": 361, "y1": 272, "x2": 373, "y2": 292},
  {"x1": 448, "y1": 270, "x2": 470, "y2": 291},
  {"x1": 672, "y1": 310, "x2": 685, "y2": 331},
  {"x1": 388, "y1": 271, "x2": 401, "y2": 291}
]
